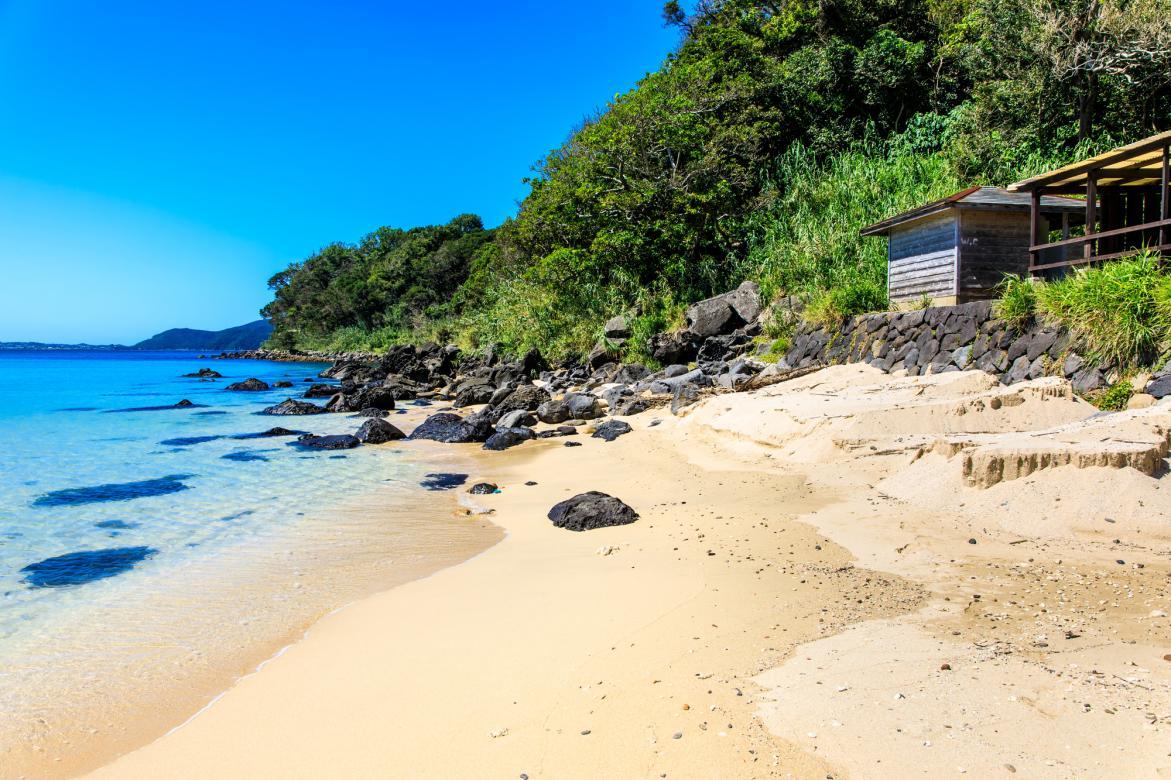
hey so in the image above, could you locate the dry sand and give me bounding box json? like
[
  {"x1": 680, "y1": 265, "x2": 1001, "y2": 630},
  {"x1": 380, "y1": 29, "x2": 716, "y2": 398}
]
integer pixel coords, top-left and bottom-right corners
[{"x1": 81, "y1": 364, "x2": 1171, "y2": 779}]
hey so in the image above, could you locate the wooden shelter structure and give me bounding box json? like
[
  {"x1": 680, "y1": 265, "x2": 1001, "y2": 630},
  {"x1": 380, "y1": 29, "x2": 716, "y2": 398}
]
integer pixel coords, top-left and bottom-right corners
[
  {"x1": 1008, "y1": 130, "x2": 1171, "y2": 274},
  {"x1": 861, "y1": 186, "x2": 1084, "y2": 307}
]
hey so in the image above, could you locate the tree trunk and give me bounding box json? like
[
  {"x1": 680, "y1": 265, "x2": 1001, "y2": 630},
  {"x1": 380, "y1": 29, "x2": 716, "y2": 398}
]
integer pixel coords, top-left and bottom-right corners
[{"x1": 1078, "y1": 71, "x2": 1097, "y2": 143}]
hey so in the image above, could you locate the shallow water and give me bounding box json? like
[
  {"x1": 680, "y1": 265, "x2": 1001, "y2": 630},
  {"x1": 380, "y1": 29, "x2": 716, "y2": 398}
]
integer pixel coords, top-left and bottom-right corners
[{"x1": 0, "y1": 350, "x2": 496, "y2": 776}]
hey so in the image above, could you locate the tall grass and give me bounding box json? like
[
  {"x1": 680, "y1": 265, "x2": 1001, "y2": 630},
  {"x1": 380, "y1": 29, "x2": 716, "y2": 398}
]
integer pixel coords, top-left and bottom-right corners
[
  {"x1": 993, "y1": 274, "x2": 1038, "y2": 329},
  {"x1": 740, "y1": 141, "x2": 965, "y2": 316},
  {"x1": 1035, "y1": 251, "x2": 1171, "y2": 369}
]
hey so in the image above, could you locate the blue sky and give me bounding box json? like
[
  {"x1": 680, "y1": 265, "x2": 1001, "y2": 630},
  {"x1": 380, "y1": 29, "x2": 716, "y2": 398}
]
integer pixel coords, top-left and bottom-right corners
[{"x1": 0, "y1": 1, "x2": 681, "y2": 343}]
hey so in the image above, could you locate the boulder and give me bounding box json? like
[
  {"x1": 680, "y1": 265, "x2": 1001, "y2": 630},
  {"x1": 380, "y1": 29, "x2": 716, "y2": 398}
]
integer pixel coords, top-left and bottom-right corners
[
  {"x1": 564, "y1": 393, "x2": 603, "y2": 420},
  {"x1": 495, "y1": 384, "x2": 551, "y2": 414},
  {"x1": 483, "y1": 426, "x2": 538, "y2": 451},
  {"x1": 686, "y1": 297, "x2": 742, "y2": 338},
  {"x1": 407, "y1": 412, "x2": 494, "y2": 443},
  {"x1": 497, "y1": 409, "x2": 536, "y2": 428},
  {"x1": 603, "y1": 315, "x2": 631, "y2": 340},
  {"x1": 355, "y1": 418, "x2": 406, "y2": 444},
  {"x1": 452, "y1": 383, "x2": 495, "y2": 408},
  {"x1": 226, "y1": 378, "x2": 270, "y2": 391},
  {"x1": 592, "y1": 420, "x2": 632, "y2": 442},
  {"x1": 647, "y1": 331, "x2": 701, "y2": 364},
  {"x1": 273, "y1": 380, "x2": 294, "y2": 388},
  {"x1": 261, "y1": 398, "x2": 328, "y2": 416},
  {"x1": 671, "y1": 384, "x2": 701, "y2": 415},
  {"x1": 536, "y1": 400, "x2": 571, "y2": 424},
  {"x1": 183, "y1": 368, "x2": 222, "y2": 378},
  {"x1": 294, "y1": 433, "x2": 360, "y2": 450},
  {"x1": 1146, "y1": 370, "x2": 1171, "y2": 399},
  {"x1": 303, "y1": 383, "x2": 339, "y2": 398},
  {"x1": 355, "y1": 407, "x2": 389, "y2": 418},
  {"x1": 612, "y1": 397, "x2": 650, "y2": 416},
  {"x1": 547, "y1": 491, "x2": 639, "y2": 532},
  {"x1": 468, "y1": 482, "x2": 498, "y2": 494}
]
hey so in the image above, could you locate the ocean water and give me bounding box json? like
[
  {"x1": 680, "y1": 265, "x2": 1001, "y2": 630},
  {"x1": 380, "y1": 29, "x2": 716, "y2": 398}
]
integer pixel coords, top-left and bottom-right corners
[{"x1": 0, "y1": 351, "x2": 492, "y2": 774}]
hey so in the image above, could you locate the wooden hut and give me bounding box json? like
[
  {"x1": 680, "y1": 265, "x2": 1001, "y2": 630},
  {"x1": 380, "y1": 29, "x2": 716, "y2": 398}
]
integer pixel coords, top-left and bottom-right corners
[
  {"x1": 1008, "y1": 130, "x2": 1171, "y2": 274},
  {"x1": 861, "y1": 186, "x2": 1084, "y2": 308}
]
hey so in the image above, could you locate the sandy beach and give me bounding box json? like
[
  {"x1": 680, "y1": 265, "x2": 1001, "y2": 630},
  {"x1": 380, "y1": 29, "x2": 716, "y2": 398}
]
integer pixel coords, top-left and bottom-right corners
[{"x1": 69, "y1": 364, "x2": 1170, "y2": 779}]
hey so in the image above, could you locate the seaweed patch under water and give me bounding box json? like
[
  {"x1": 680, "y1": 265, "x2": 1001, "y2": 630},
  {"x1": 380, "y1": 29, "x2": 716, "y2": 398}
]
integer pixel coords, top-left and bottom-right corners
[
  {"x1": 221, "y1": 451, "x2": 269, "y2": 462},
  {"x1": 159, "y1": 435, "x2": 223, "y2": 446},
  {"x1": 20, "y1": 546, "x2": 158, "y2": 588},
  {"x1": 32, "y1": 475, "x2": 194, "y2": 507}
]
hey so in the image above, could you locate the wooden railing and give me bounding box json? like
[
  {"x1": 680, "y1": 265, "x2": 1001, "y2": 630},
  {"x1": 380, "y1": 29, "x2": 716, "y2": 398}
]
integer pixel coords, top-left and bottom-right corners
[{"x1": 1028, "y1": 217, "x2": 1171, "y2": 272}]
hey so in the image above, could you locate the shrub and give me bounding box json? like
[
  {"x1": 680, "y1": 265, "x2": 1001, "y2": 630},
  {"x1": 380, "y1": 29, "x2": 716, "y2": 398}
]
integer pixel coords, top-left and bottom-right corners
[
  {"x1": 803, "y1": 280, "x2": 888, "y2": 328},
  {"x1": 994, "y1": 274, "x2": 1038, "y2": 329},
  {"x1": 1093, "y1": 380, "x2": 1134, "y2": 411}
]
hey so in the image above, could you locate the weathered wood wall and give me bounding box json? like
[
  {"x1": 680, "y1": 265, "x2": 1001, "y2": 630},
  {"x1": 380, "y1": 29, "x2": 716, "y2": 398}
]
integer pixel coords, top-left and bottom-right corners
[
  {"x1": 887, "y1": 212, "x2": 956, "y2": 304},
  {"x1": 957, "y1": 209, "x2": 1031, "y2": 300}
]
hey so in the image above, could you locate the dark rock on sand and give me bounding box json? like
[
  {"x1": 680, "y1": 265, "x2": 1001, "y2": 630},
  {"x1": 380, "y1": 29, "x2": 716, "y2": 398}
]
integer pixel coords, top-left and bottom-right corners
[
  {"x1": 468, "y1": 482, "x2": 498, "y2": 494},
  {"x1": 536, "y1": 400, "x2": 571, "y2": 424},
  {"x1": 564, "y1": 393, "x2": 603, "y2": 420},
  {"x1": 547, "y1": 491, "x2": 638, "y2": 532},
  {"x1": 592, "y1": 420, "x2": 633, "y2": 442},
  {"x1": 261, "y1": 398, "x2": 328, "y2": 416},
  {"x1": 355, "y1": 418, "x2": 406, "y2": 444},
  {"x1": 293, "y1": 433, "x2": 361, "y2": 450},
  {"x1": 407, "y1": 412, "x2": 494, "y2": 443},
  {"x1": 483, "y1": 426, "x2": 537, "y2": 451},
  {"x1": 354, "y1": 407, "x2": 389, "y2": 418},
  {"x1": 21, "y1": 546, "x2": 158, "y2": 588},
  {"x1": 564, "y1": 440, "x2": 583, "y2": 447},
  {"x1": 226, "y1": 378, "x2": 270, "y2": 391}
]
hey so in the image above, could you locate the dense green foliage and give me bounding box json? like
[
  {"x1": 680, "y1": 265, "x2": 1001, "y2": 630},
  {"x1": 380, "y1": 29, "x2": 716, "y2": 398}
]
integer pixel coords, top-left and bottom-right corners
[
  {"x1": 262, "y1": 215, "x2": 493, "y2": 351},
  {"x1": 263, "y1": 0, "x2": 1170, "y2": 361}
]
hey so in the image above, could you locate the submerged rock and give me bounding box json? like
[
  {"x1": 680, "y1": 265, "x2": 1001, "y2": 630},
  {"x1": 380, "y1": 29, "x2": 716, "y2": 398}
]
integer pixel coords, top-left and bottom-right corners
[
  {"x1": 226, "y1": 378, "x2": 270, "y2": 391},
  {"x1": 33, "y1": 475, "x2": 193, "y2": 507},
  {"x1": 261, "y1": 398, "x2": 327, "y2": 416},
  {"x1": 21, "y1": 546, "x2": 158, "y2": 588},
  {"x1": 547, "y1": 491, "x2": 639, "y2": 532},
  {"x1": 293, "y1": 433, "x2": 361, "y2": 450},
  {"x1": 355, "y1": 418, "x2": 406, "y2": 444}
]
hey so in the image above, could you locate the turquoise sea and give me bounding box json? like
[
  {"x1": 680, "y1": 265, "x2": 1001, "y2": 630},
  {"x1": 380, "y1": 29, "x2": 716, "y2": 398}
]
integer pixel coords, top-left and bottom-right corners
[{"x1": 0, "y1": 350, "x2": 484, "y2": 772}]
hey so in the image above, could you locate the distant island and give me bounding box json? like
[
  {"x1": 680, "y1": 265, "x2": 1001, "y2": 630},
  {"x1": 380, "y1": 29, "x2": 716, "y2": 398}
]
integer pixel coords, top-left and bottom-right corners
[
  {"x1": 0, "y1": 319, "x2": 273, "y2": 352},
  {"x1": 132, "y1": 319, "x2": 273, "y2": 351}
]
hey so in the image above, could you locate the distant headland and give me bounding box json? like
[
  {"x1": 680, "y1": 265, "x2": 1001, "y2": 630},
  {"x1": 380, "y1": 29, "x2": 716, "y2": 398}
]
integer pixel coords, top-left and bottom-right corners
[{"x1": 0, "y1": 319, "x2": 272, "y2": 352}]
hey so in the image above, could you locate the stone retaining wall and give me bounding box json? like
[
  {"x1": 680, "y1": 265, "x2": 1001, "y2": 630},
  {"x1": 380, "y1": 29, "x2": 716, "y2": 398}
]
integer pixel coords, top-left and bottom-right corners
[{"x1": 781, "y1": 301, "x2": 1109, "y2": 392}]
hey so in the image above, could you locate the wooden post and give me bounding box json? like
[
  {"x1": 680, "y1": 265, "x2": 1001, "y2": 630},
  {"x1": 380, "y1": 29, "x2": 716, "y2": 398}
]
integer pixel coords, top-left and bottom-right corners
[
  {"x1": 1029, "y1": 189, "x2": 1041, "y2": 273},
  {"x1": 1161, "y1": 145, "x2": 1169, "y2": 250},
  {"x1": 1085, "y1": 173, "x2": 1097, "y2": 260}
]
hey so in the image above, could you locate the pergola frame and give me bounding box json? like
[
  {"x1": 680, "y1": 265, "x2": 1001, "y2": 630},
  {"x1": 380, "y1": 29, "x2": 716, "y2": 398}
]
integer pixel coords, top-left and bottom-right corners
[{"x1": 1008, "y1": 130, "x2": 1171, "y2": 274}]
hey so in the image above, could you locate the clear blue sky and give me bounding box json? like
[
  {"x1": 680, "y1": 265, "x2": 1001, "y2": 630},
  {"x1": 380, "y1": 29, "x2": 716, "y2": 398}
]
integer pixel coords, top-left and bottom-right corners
[{"x1": 0, "y1": 1, "x2": 681, "y2": 343}]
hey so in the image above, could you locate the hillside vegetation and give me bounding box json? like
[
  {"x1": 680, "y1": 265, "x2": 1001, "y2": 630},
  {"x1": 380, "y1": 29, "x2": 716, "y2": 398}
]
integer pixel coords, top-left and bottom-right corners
[{"x1": 262, "y1": 0, "x2": 1170, "y2": 363}]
